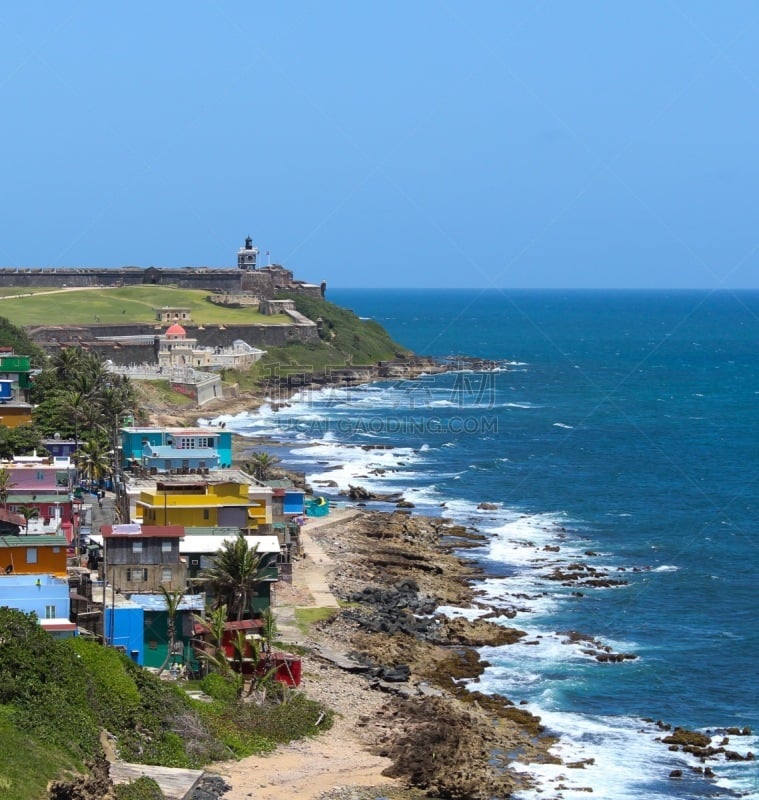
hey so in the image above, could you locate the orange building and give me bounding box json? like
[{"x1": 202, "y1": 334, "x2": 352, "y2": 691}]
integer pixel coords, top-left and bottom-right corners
[{"x1": 0, "y1": 534, "x2": 69, "y2": 577}]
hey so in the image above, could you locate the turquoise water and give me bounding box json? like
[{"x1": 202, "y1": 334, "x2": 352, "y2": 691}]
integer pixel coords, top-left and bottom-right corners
[{"x1": 220, "y1": 289, "x2": 759, "y2": 798}]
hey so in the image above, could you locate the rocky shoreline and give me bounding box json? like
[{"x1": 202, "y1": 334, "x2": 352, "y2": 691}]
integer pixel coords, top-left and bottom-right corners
[
  {"x1": 270, "y1": 510, "x2": 560, "y2": 799},
  {"x1": 139, "y1": 354, "x2": 509, "y2": 429}
]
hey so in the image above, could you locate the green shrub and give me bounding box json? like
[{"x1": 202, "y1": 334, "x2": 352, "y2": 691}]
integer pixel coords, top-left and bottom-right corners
[
  {"x1": 69, "y1": 638, "x2": 142, "y2": 732},
  {"x1": 200, "y1": 691, "x2": 332, "y2": 758},
  {"x1": 0, "y1": 609, "x2": 99, "y2": 759},
  {"x1": 113, "y1": 776, "x2": 165, "y2": 800},
  {"x1": 201, "y1": 672, "x2": 242, "y2": 703}
]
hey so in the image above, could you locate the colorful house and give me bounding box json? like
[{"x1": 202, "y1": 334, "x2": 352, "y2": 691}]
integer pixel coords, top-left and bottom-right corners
[
  {"x1": 181, "y1": 530, "x2": 280, "y2": 612},
  {"x1": 0, "y1": 351, "x2": 33, "y2": 399},
  {"x1": 0, "y1": 351, "x2": 35, "y2": 428},
  {"x1": 135, "y1": 479, "x2": 272, "y2": 532},
  {"x1": 120, "y1": 426, "x2": 233, "y2": 472},
  {"x1": 103, "y1": 595, "x2": 144, "y2": 663},
  {"x1": 40, "y1": 437, "x2": 80, "y2": 461},
  {"x1": 0, "y1": 573, "x2": 76, "y2": 637},
  {"x1": 192, "y1": 618, "x2": 302, "y2": 686},
  {"x1": 0, "y1": 532, "x2": 69, "y2": 577},
  {"x1": 100, "y1": 523, "x2": 186, "y2": 594},
  {"x1": 129, "y1": 592, "x2": 205, "y2": 670},
  {"x1": 0, "y1": 460, "x2": 79, "y2": 543}
]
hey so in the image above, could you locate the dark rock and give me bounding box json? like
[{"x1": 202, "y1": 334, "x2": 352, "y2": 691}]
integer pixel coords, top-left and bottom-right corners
[{"x1": 662, "y1": 728, "x2": 711, "y2": 748}]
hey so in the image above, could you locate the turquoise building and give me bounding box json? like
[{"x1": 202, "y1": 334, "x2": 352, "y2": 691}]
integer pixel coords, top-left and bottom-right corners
[{"x1": 120, "y1": 426, "x2": 234, "y2": 473}]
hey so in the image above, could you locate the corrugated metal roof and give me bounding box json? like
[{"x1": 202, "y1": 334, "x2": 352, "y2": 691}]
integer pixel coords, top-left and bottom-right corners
[
  {"x1": 0, "y1": 534, "x2": 68, "y2": 548},
  {"x1": 184, "y1": 527, "x2": 242, "y2": 536},
  {"x1": 128, "y1": 593, "x2": 205, "y2": 612},
  {"x1": 101, "y1": 524, "x2": 185, "y2": 539},
  {"x1": 179, "y1": 535, "x2": 280, "y2": 554}
]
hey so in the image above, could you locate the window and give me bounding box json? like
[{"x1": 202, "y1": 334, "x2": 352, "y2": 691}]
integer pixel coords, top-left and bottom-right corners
[
  {"x1": 132, "y1": 540, "x2": 143, "y2": 554},
  {"x1": 161, "y1": 541, "x2": 172, "y2": 553},
  {"x1": 45, "y1": 605, "x2": 56, "y2": 619},
  {"x1": 26, "y1": 548, "x2": 37, "y2": 564},
  {"x1": 161, "y1": 567, "x2": 172, "y2": 583},
  {"x1": 203, "y1": 509, "x2": 209, "y2": 520},
  {"x1": 126, "y1": 568, "x2": 147, "y2": 582}
]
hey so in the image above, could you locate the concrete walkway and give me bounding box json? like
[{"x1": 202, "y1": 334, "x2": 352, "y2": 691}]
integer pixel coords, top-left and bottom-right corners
[
  {"x1": 273, "y1": 508, "x2": 362, "y2": 644},
  {"x1": 109, "y1": 763, "x2": 204, "y2": 800}
]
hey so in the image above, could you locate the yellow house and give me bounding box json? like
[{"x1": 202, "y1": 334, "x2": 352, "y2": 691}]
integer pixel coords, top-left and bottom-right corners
[
  {"x1": 137, "y1": 479, "x2": 272, "y2": 532},
  {"x1": 1, "y1": 403, "x2": 34, "y2": 428}
]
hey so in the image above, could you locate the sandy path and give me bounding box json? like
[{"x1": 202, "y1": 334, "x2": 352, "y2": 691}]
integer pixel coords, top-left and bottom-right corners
[
  {"x1": 209, "y1": 716, "x2": 397, "y2": 800},
  {"x1": 205, "y1": 509, "x2": 403, "y2": 799},
  {"x1": 0, "y1": 286, "x2": 107, "y2": 299}
]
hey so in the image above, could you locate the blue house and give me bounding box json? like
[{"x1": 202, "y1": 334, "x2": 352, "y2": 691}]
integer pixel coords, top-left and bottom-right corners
[
  {"x1": 129, "y1": 593, "x2": 205, "y2": 670},
  {"x1": 120, "y1": 427, "x2": 234, "y2": 473},
  {"x1": 0, "y1": 573, "x2": 76, "y2": 638},
  {"x1": 40, "y1": 437, "x2": 80, "y2": 460},
  {"x1": 103, "y1": 597, "x2": 144, "y2": 663}
]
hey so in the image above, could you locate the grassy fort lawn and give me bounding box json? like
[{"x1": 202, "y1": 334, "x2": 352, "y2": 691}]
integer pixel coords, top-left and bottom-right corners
[{"x1": 0, "y1": 285, "x2": 290, "y2": 326}]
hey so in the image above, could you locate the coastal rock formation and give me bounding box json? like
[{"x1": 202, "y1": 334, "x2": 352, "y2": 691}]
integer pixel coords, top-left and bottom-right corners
[
  {"x1": 306, "y1": 511, "x2": 556, "y2": 797},
  {"x1": 545, "y1": 562, "x2": 629, "y2": 588}
]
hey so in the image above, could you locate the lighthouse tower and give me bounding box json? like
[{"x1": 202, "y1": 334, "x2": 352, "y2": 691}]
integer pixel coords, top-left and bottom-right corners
[{"x1": 237, "y1": 236, "x2": 259, "y2": 270}]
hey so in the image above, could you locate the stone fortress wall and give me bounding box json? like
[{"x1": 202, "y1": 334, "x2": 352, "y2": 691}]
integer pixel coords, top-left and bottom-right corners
[{"x1": 15, "y1": 239, "x2": 327, "y2": 365}]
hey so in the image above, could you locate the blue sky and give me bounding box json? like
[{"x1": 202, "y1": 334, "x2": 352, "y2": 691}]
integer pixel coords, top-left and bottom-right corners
[{"x1": 2, "y1": 2, "x2": 758, "y2": 289}]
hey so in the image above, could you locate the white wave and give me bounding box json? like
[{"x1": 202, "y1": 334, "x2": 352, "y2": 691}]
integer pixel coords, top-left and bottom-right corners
[
  {"x1": 652, "y1": 564, "x2": 679, "y2": 572},
  {"x1": 436, "y1": 605, "x2": 490, "y2": 621},
  {"x1": 510, "y1": 711, "x2": 689, "y2": 800},
  {"x1": 553, "y1": 422, "x2": 574, "y2": 429}
]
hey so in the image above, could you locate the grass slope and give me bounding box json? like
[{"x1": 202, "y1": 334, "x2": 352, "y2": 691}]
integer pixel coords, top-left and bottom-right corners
[
  {"x1": 0, "y1": 286, "x2": 289, "y2": 326},
  {"x1": 0, "y1": 707, "x2": 80, "y2": 800},
  {"x1": 269, "y1": 293, "x2": 410, "y2": 369}
]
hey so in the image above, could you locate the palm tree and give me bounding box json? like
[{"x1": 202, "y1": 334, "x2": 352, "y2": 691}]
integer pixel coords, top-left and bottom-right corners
[
  {"x1": 192, "y1": 604, "x2": 232, "y2": 676},
  {"x1": 75, "y1": 439, "x2": 111, "y2": 489},
  {"x1": 17, "y1": 505, "x2": 39, "y2": 534},
  {"x1": 157, "y1": 586, "x2": 185, "y2": 676},
  {"x1": 63, "y1": 389, "x2": 91, "y2": 452},
  {"x1": 261, "y1": 608, "x2": 278, "y2": 655},
  {"x1": 197, "y1": 535, "x2": 267, "y2": 621},
  {"x1": 0, "y1": 467, "x2": 15, "y2": 511},
  {"x1": 245, "y1": 451, "x2": 280, "y2": 482},
  {"x1": 52, "y1": 347, "x2": 83, "y2": 384}
]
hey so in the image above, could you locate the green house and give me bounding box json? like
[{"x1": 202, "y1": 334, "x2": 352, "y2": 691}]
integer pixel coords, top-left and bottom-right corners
[{"x1": 129, "y1": 593, "x2": 206, "y2": 670}]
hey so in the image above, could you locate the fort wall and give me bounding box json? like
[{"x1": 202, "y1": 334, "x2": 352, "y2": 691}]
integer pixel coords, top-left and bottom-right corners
[
  {"x1": 0, "y1": 266, "x2": 324, "y2": 297},
  {"x1": 28, "y1": 322, "x2": 320, "y2": 366}
]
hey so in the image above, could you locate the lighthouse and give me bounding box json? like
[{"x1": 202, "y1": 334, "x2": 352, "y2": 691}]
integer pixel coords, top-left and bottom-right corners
[{"x1": 237, "y1": 236, "x2": 259, "y2": 270}]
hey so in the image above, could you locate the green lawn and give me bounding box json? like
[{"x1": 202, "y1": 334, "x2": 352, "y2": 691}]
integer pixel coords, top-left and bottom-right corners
[{"x1": 0, "y1": 286, "x2": 290, "y2": 326}]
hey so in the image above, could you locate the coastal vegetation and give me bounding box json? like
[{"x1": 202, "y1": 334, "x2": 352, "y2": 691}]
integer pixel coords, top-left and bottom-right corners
[
  {"x1": 279, "y1": 292, "x2": 410, "y2": 365},
  {"x1": 0, "y1": 607, "x2": 332, "y2": 800}
]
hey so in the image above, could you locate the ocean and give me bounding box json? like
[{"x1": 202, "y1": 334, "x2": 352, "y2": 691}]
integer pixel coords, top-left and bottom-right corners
[{"x1": 211, "y1": 289, "x2": 758, "y2": 799}]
